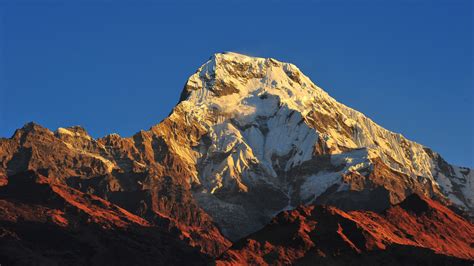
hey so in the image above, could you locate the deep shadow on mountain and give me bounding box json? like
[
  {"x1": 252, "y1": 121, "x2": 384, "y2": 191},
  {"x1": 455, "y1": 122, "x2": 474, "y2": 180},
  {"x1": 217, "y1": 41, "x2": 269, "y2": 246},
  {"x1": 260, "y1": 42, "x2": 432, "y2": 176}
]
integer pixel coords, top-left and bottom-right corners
[{"x1": 0, "y1": 171, "x2": 209, "y2": 266}]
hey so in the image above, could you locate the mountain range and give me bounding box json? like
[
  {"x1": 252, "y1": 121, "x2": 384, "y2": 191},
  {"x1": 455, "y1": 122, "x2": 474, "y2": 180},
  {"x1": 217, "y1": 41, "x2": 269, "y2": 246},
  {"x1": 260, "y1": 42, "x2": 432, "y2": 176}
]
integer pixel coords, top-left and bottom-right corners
[{"x1": 1, "y1": 52, "x2": 472, "y2": 265}]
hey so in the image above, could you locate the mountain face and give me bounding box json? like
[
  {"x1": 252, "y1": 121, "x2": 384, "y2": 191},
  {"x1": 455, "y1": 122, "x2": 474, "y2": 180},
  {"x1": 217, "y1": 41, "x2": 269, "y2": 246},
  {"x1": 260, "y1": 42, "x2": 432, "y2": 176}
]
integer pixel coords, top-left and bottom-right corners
[
  {"x1": 0, "y1": 52, "x2": 472, "y2": 263},
  {"x1": 0, "y1": 171, "x2": 208, "y2": 265},
  {"x1": 217, "y1": 194, "x2": 474, "y2": 265},
  {"x1": 0, "y1": 122, "x2": 231, "y2": 257},
  {"x1": 176, "y1": 52, "x2": 472, "y2": 239}
]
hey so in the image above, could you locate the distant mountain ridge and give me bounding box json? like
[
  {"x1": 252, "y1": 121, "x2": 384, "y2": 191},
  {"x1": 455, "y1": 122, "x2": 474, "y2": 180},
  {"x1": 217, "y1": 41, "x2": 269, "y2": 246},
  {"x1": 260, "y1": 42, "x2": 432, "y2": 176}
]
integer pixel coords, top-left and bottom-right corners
[{"x1": 0, "y1": 52, "x2": 472, "y2": 264}]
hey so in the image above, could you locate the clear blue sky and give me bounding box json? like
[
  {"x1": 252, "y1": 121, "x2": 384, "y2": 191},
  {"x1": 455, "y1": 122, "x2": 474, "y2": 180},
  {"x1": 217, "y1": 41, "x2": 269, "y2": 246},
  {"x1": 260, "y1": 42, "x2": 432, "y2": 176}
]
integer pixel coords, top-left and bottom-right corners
[{"x1": 0, "y1": 0, "x2": 472, "y2": 167}]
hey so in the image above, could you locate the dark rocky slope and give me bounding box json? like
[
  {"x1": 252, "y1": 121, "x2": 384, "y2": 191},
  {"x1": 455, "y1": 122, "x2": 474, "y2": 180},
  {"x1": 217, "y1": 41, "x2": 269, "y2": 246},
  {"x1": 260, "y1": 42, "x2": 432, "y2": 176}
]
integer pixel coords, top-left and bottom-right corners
[{"x1": 0, "y1": 171, "x2": 209, "y2": 265}]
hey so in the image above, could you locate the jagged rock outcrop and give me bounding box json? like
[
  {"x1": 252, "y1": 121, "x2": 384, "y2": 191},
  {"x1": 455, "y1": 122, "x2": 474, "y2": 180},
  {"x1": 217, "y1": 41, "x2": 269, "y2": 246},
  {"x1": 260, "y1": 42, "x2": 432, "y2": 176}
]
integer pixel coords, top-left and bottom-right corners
[{"x1": 0, "y1": 122, "x2": 231, "y2": 256}]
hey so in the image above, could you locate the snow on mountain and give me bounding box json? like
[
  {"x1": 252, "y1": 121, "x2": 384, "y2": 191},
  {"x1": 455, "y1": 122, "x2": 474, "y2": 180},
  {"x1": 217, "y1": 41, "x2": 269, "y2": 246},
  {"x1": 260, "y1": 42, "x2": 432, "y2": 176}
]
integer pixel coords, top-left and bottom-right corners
[
  {"x1": 171, "y1": 52, "x2": 473, "y2": 239},
  {"x1": 1, "y1": 52, "x2": 471, "y2": 243}
]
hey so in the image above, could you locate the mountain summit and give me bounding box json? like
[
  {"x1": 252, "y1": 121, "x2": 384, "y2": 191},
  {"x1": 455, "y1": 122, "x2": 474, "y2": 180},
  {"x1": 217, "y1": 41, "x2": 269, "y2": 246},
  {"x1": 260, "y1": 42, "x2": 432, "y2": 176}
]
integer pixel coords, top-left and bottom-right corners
[
  {"x1": 0, "y1": 52, "x2": 472, "y2": 264},
  {"x1": 172, "y1": 52, "x2": 473, "y2": 239}
]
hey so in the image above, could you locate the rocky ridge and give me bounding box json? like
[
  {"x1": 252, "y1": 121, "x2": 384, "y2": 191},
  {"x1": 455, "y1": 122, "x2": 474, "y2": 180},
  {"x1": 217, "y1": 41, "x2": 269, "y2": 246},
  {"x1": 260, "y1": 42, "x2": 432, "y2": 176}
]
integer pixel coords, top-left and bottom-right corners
[{"x1": 217, "y1": 194, "x2": 474, "y2": 265}]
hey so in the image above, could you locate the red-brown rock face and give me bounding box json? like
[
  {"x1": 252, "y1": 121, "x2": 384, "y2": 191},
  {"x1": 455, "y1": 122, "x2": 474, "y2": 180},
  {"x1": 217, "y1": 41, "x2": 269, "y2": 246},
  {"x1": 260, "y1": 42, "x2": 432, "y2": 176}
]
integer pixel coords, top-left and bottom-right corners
[
  {"x1": 0, "y1": 121, "x2": 231, "y2": 257},
  {"x1": 0, "y1": 171, "x2": 209, "y2": 265},
  {"x1": 217, "y1": 194, "x2": 474, "y2": 265}
]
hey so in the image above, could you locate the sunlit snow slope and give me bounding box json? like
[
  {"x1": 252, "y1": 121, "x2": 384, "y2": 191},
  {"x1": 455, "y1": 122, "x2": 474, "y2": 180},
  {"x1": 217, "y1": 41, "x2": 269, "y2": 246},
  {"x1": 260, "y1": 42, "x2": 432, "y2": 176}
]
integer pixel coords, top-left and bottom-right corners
[{"x1": 172, "y1": 52, "x2": 473, "y2": 239}]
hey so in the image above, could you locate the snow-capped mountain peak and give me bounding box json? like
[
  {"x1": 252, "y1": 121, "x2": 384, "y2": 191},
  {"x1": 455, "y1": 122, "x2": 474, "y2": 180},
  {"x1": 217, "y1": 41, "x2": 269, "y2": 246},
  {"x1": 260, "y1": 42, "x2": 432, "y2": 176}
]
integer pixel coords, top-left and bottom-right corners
[
  {"x1": 182, "y1": 52, "x2": 328, "y2": 115},
  {"x1": 169, "y1": 52, "x2": 473, "y2": 239}
]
